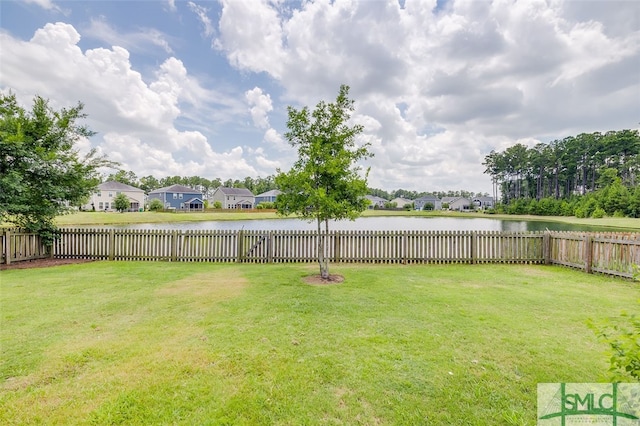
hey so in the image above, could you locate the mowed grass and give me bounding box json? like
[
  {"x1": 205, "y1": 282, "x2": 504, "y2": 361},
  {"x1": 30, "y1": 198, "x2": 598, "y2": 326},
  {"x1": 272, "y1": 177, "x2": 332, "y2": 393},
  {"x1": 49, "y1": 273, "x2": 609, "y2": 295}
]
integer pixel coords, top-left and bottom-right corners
[{"x1": 1, "y1": 262, "x2": 638, "y2": 425}]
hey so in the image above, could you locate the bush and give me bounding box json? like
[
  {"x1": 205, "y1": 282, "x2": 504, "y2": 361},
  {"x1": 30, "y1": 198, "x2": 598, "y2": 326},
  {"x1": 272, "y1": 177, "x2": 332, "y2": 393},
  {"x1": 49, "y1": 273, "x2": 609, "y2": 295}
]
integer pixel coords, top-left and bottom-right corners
[
  {"x1": 588, "y1": 306, "x2": 640, "y2": 383},
  {"x1": 591, "y1": 207, "x2": 606, "y2": 218},
  {"x1": 256, "y1": 202, "x2": 275, "y2": 210},
  {"x1": 148, "y1": 199, "x2": 164, "y2": 212}
]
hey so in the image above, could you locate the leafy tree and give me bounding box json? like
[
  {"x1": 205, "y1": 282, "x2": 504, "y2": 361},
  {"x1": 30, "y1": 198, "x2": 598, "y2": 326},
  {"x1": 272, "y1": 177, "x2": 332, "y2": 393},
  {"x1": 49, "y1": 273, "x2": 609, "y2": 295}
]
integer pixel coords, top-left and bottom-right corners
[
  {"x1": 113, "y1": 193, "x2": 130, "y2": 212},
  {"x1": 275, "y1": 85, "x2": 373, "y2": 280},
  {"x1": 0, "y1": 93, "x2": 114, "y2": 245},
  {"x1": 213, "y1": 200, "x2": 222, "y2": 209},
  {"x1": 106, "y1": 169, "x2": 139, "y2": 187},
  {"x1": 148, "y1": 198, "x2": 164, "y2": 212}
]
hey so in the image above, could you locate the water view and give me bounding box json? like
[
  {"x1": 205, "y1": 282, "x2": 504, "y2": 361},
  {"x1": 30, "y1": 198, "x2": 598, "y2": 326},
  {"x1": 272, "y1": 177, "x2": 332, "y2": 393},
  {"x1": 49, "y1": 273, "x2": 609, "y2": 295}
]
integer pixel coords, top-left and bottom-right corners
[{"x1": 95, "y1": 216, "x2": 629, "y2": 233}]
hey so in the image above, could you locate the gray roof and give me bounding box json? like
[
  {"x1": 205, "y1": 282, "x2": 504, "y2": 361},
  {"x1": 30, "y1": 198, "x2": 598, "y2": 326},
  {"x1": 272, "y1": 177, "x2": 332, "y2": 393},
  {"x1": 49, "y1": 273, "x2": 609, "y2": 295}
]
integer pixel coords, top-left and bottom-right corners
[
  {"x1": 149, "y1": 184, "x2": 202, "y2": 194},
  {"x1": 183, "y1": 197, "x2": 203, "y2": 204},
  {"x1": 256, "y1": 189, "x2": 282, "y2": 197},
  {"x1": 98, "y1": 181, "x2": 143, "y2": 192},
  {"x1": 217, "y1": 187, "x2": 254, "y2": 196},
  {"x1": 365, "y1": 195, "x2": 388, "y2": 203},
  {"x1": 415, "y1": 194, "x2": 440, "y2": 201}
]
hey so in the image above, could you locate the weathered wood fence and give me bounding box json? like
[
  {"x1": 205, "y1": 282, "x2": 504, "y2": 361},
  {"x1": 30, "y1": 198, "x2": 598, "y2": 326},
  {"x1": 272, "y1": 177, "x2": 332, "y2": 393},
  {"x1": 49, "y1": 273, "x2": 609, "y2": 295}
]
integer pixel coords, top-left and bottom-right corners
[{"x1": 2, "y1": 228, "x2": 639, "y2": 279}]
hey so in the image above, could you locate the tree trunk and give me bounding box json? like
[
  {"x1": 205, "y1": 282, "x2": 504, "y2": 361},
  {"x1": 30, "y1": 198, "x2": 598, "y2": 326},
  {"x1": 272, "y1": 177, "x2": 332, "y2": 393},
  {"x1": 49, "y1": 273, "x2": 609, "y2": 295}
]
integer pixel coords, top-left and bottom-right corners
[{"x1": 317, "y1": 218, "x2": 329, "y2": 279}]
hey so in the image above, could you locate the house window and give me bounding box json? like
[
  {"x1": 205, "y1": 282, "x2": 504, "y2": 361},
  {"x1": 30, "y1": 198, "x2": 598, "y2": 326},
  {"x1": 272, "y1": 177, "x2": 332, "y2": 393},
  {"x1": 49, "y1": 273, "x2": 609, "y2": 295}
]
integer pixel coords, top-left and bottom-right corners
[
  {"x1": 98, "y1": 202, "x2": 103, "y2": 210},
  {"x1": 96, "y1": 191, "x2": 101, "y2": 196},
  {"x1": 179, "y1": 194, "x2": 183, "y2": 199},
  {"x1": 173, "y1": 193, "x2": 178, "y2": 199},
  {"x1": 180, "y1": 203, "x2": 184, "y2": 209},
  {"x1": 109, "y1": 192, "x2": 113, "y2": 197}
]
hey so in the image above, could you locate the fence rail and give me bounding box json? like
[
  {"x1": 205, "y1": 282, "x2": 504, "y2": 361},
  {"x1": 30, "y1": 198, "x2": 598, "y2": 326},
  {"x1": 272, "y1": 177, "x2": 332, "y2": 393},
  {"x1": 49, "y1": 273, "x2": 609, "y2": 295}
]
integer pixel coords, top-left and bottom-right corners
[{"x1": 2, "y1": 228, "x2": 639, "y2": 278}]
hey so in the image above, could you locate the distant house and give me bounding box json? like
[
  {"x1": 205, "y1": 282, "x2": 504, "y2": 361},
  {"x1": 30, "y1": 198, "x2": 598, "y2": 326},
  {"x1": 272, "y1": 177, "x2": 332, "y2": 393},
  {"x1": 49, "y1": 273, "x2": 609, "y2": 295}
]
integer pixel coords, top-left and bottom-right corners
[
  {"x1": 391, "y1": 197, "x2": 413, "y2": 208},
  {"x1": 210, "y1": 187, "x2": 255, "y2": 209},
  {"x1": 83, "y1": 181, "x2": 145, "y2": 212},
  {"x1": 365, "y1": 195, "x2": 387, "y2": 209},
  {"x1": 147, "y1": 184, "x2": 204, "y2": 210},
  {"x1": 414, "y1": 194, "x2": 442, "y2": 211},
  {"x1": 473, "y1": 196, "x2": 495, "y2": 210},
  {"x1": 254, "y1": 189, "x2": 282, "y2": 207},
  {"x1": 442, "y1": 197, "x2": 473, "y2": 211}
]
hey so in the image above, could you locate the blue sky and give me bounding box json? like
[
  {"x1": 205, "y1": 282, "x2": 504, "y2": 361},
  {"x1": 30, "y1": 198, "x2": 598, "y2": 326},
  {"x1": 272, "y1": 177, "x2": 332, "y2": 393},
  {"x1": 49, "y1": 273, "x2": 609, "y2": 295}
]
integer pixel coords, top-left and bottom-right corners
[{"x1": 1, "y1": 0, "x2": 639, "y2": 195}]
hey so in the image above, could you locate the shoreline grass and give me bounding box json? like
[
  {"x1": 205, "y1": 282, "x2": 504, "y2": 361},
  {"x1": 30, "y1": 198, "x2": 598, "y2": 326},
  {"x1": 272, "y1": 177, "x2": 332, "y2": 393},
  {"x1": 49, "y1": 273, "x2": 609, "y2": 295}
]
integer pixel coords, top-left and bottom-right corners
[
  {"x1": 1, "y1": 262, "x2": 638, "y2": 424},
  {"x1": 37, "y1": 209, "x2": 640, "y2": 230}
]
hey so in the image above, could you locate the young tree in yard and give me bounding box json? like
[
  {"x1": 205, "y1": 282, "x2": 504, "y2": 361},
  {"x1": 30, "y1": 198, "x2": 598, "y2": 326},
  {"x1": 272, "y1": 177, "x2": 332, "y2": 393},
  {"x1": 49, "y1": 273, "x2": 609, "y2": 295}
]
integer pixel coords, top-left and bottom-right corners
[
  {"x1": 0, "y1": 93, "x2": 115, "y2": 245},
  {"x1": 113, "y1": 193, "x2": 130, "y2": 212},
  {"x1": 275, "y1": 85, "x2": 373, "y2": 280}
]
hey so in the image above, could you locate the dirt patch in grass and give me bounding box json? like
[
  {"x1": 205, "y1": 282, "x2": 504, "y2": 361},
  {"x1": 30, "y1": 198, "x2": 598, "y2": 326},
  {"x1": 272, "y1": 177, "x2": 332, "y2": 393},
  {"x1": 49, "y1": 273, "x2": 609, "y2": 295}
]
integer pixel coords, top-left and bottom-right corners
[
  {"x1": 304, "y1": 274, "x2": 345, "y2": 286},
  {"x1": 0, "y1": 258, "x2": 94, "y2": 270},
  {"x1": 156, "y1": 270, "x2": 247, "y2": 301}
]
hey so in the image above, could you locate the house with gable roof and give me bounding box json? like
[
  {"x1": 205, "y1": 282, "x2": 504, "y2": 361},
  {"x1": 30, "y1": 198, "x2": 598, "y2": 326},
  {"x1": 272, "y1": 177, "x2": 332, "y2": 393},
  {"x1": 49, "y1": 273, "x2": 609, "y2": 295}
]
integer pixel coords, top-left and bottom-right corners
[
  {"x1": 364, "y1": 195, "x2": 388, "y2": 209},
  {"x1": 210, "y1": 187, "x2": 255, "y2": 209},
  {"x1": 83, "y1": 181, "x2": 145, "y2": 212},
  {"x1": 148, "y1": 184, "x2": 204, "y2": 210},
  {"x1": 473, "y1": 196, "x2": 495, "y2": 210},
  {"x1": 391, "y1": 197, "x2": 413, "y2": 208},
  {"x1": 442, "y1": 197, "x2": 473, "y2": 211},
  {"x1": 254, "y1": 189, "x2": 282, "y2": 207},
  {"x1": 414, "y1": 194, "x2": 442, "y2": 211}
]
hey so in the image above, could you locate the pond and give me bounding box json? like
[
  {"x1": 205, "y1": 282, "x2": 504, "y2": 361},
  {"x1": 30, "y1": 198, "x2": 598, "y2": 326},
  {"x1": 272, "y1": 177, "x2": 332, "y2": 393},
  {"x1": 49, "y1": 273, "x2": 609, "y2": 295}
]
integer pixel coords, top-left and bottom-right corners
[{"x1": 91, "y1": 216, "x2": 631, "y2": 233}]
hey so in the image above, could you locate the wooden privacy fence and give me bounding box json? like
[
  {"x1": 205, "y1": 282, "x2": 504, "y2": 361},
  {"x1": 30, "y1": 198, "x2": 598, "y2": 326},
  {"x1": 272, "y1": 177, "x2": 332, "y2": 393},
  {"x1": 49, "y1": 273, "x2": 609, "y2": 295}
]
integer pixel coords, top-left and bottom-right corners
[{"x1": 3, "y1": 228, "x2": 639, "y2": 278}]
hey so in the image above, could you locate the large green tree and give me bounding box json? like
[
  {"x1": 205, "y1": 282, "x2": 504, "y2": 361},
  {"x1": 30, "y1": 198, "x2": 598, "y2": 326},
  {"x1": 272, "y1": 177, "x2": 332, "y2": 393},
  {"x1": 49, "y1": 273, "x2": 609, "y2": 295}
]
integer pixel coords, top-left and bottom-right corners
[
  {"x1": 275, "y1": 85, "x2": 373, "y2": 280},
  {"x1": 0, "y1": 93, "x2": 114, "y2": 244}
]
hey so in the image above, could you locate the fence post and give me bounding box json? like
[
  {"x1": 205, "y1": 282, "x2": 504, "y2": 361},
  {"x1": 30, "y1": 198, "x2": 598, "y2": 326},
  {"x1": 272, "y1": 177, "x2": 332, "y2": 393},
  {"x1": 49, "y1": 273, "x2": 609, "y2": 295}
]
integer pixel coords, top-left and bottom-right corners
[
  {"x1": 334, "y1": 231, "x2": 341, "y2": 262},
  {"x1": 470, "y1": 231, "x2": 477, "y2": 264},
  {"x1": 584, "y1": 234, "x2": 593, "y2": 274},
  {"x1": 237, "y1": 230, "x2": 244, "y2": 263},
  {"x1": 4, "y1": 229, "x2": 11, "y2": 265},
  {"x1": 108, "y1": 229, "x2": 115, "y2": 261},
  {"x1": 543, "y1": 231, "x2": 551, "y2": 265},
  {"x1": 267, "y1": 231, "x2": 273, "y2": 263},
  {"x1": 171, "y1": 230, "x2": 178, "y2": 262},
  {"x1": 402, "y1": 232, "x2": 407, "y2": 264}
]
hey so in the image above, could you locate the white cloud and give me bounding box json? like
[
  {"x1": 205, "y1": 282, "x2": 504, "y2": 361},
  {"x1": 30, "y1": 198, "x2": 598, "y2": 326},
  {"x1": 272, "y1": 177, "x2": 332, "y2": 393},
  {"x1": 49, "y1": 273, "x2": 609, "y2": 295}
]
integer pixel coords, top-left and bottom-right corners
[
  {"x1": 2, "y1": 0, "x2": 638, "y2": 195},
  {"x1": 215, "y1": 0, "x2": 286, "y2": 77},
  {"x1": 0, "y1": 22, "x2": 258, "y2": 181},
  {"x1": 85, "y1": 18, "x2": 174, "y2": 54},
  {"x1": 188, "y1": 1, "x2": 215, "y2": 38},
  {"x1": 21, "y1": 0, "x2": 60, "y2": 11},
  {"x1": 245, "y1": 87, "x2": 273, "y2": 129}
]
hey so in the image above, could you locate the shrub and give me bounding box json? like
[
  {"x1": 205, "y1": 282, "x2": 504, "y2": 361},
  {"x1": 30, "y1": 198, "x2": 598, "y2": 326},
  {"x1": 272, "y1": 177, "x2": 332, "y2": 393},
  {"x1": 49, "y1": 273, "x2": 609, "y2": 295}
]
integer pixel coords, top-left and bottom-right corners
[
  {"x1": 256, "y1": 202, "x2": 275, "y2": 210},
  {"x1": 588, "y1": 306, "x2": 640, "y2": 383},
  {"x1": 148, "y1": 199, "x2": 164, "y2": 212},
  {"x1": 591, "y1": 207, "x2": 606, "y2": 218}
]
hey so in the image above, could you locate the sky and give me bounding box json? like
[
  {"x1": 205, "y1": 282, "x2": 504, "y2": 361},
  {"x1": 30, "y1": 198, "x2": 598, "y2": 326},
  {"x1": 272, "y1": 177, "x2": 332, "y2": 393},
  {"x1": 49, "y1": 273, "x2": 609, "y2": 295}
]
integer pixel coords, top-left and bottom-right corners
[{"x1": 1, "y1": 0, "x2": 639, "y2": 195}]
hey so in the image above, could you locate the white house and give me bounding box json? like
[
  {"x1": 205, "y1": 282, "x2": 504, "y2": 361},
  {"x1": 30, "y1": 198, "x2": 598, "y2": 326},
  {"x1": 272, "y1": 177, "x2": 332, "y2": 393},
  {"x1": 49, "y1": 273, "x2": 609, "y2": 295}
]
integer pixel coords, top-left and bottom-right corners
[
  {"x1": 473, "y1": 196, "x2": 495, "y2": 210},
  {"x1": 210, "y1": 187, "x2": 255, "y2": 209},
  {"x1": 442, "y1": 197, "x2": 473, "y2": 211},
  {"x1": 391, "y1": 197, "x2": 413, "y2": 208},
  {"x1": 83, "y1": 181, "x2": 145, "y2": 212},
  {"x1": 414, "y1": 194, "x2": 442, "y2": 210},
  {"x1": 364, "y1": 195, "x2": 387, "y2": 209}
]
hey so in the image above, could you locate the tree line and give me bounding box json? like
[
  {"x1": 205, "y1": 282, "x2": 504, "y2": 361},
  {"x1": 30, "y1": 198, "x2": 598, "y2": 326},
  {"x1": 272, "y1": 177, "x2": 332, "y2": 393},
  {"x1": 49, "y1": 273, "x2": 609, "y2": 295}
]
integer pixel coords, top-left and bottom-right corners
[
  {"x1": 483, "y1": 129, "x2": 640, "y2": 218},
  {"x1": 106, "y1": 170, "x2": 488, "y2": 202}
]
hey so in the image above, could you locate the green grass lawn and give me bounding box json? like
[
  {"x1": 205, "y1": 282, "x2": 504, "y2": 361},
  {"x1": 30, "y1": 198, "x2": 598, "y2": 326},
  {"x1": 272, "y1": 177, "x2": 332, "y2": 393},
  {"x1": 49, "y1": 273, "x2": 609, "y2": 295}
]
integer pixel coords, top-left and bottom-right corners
[{"x1": 1, "y1": 262, "x2": 638, "y2": 424}]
